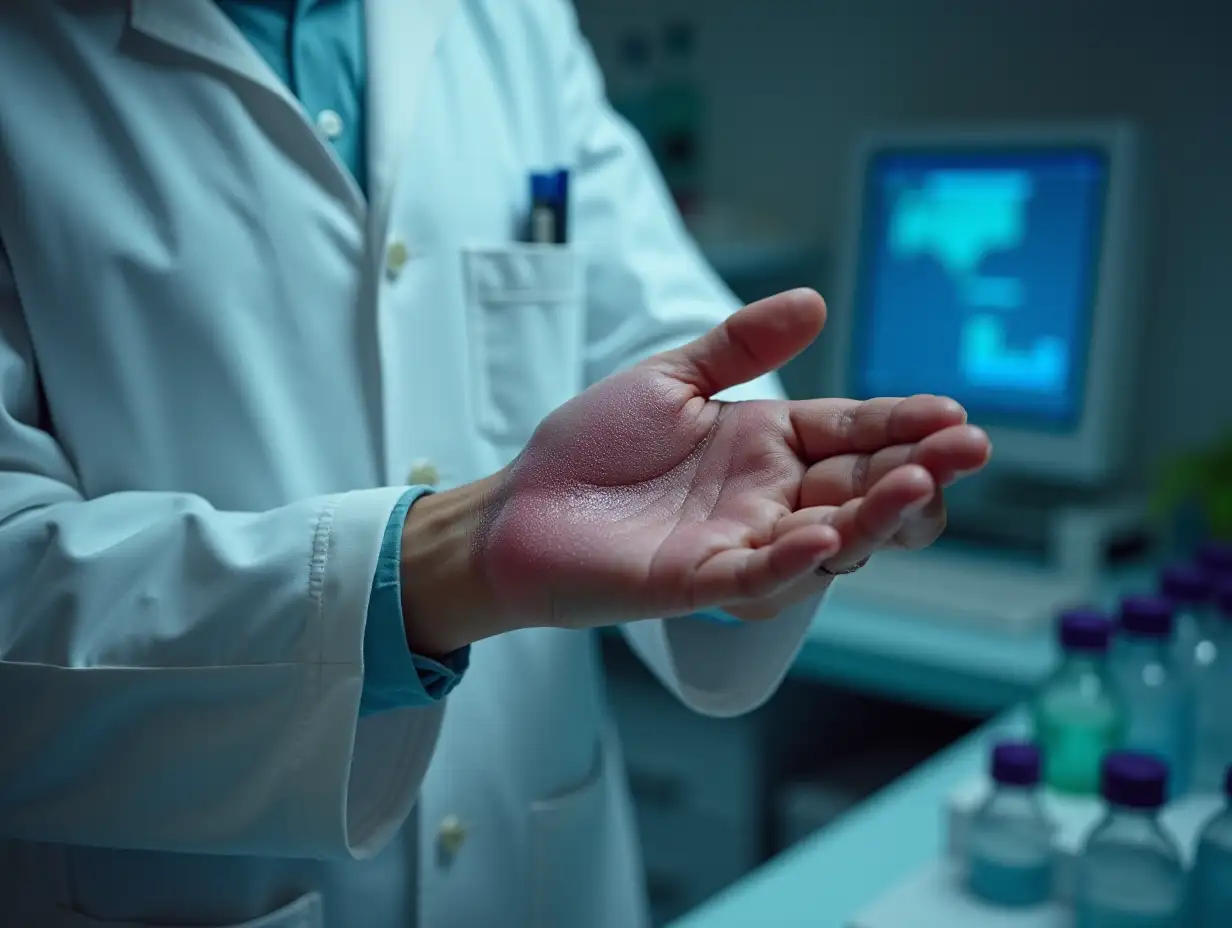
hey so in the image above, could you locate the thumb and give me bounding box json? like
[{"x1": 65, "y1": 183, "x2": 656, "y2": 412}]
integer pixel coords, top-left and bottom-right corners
[{"x1": 648, "y1": 289, "x2": 827, "y2": 398}]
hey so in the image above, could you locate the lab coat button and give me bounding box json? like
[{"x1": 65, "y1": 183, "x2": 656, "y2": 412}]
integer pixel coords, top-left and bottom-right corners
[
  {"x1": 438, "y1": 814, "x2": 466, "y2": 856},
  {"x1": 315, "y1": 109, "x2": 344, "y2": 140},
  {"x1": 407, "y1": 459, "x2": 439, "y2": 487},
  {"x1": 385, "y1": 240, "x2": 411, "y2": 279}
]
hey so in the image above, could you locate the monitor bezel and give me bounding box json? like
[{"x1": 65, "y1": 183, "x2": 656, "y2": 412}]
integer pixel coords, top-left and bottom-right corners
[{"x1": 824, "y1": 122, "x2": 1144, "y2": 486}]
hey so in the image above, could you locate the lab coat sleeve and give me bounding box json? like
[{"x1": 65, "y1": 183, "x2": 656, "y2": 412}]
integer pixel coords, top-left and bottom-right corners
[
  {"x1": 548, "y1": 1, "x2": 824, "y2": 717},
  {"x1": 0, "y1": 246, "x2": 441, "y2": 859}
]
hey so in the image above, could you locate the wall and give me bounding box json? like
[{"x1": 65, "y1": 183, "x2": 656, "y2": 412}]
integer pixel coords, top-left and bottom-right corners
[{"x1": 573, "y1": 0, "x2": 1231, "y2": 486}]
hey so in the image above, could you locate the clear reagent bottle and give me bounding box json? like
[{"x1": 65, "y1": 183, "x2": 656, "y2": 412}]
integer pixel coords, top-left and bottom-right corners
[
  {"x1": 966, "y1": 740, "x2": 1055, "y2": 908},
  {"x1": 1111, "y1": 596, "x2": 1194, "y2": 796},
  {"x1": 1075, "y1": 751, "x2": 1185, "y2": 928},
  {"x1": 1189, "y1": 763, "x2": 1232, "y2": 928}
]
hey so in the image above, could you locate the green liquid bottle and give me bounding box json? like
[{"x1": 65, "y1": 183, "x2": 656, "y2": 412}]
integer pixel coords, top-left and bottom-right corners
[{"x1": 1031, "y1": 609, "x2": 1124, "y2": 795}]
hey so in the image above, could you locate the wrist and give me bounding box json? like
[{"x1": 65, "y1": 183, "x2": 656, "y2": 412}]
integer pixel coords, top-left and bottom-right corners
[{"x1": 399, "y1": 473, "x2": 507, "y2": 656}]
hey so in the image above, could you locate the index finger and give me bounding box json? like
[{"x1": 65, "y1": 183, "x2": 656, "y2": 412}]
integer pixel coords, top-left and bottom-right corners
[{"x1": 787, "y1": 394, "x2": 967, "y2": 462}]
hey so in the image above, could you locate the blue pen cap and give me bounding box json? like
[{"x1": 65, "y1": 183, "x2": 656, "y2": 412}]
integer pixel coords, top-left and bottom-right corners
[{"x1": 530, "y1": 169, "x2": 568, "y2": 205}]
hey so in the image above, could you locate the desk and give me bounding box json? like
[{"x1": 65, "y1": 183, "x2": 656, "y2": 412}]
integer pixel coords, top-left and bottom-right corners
[{"x1": 668, "y1": 715, "x2": 1017, "y2": 928}]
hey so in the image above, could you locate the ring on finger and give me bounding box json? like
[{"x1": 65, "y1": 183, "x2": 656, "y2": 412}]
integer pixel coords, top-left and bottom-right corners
[{"x1": 816, "y1": 556, "x2": 871, "y2": 578}]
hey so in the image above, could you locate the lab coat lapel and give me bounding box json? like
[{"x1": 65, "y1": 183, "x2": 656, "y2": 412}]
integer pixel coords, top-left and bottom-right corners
[
  {"x1": 128, "y1": 0, "x2": 365, "y2": 217},
  {"x1": 127, "y1": 0, "x2": 297, "y2": 110},
  {"x1": 365, "y1": 0, "x2": 460, "y2": 241}
]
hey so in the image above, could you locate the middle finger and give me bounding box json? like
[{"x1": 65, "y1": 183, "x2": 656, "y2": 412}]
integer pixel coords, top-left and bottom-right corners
[
  {"x1": 800, "y1": 424, "x2": 990, "y2": 508},
  {"x1": 787, "y1": 394, "x2": 967, "y2": 462}
]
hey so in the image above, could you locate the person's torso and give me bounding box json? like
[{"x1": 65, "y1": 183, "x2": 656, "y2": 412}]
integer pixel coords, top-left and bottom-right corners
[{"x1": 0, "y1": 1, "x2": 644, "y2": 925}]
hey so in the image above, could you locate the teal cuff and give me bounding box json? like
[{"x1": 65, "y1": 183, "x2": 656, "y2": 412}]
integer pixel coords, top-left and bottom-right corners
[
  {"x1": 693, "y1": 608, "x2": 743, "y2": 625},
  {"x1": 359, "y1": 486, "x2": 471, "y2": 717}
]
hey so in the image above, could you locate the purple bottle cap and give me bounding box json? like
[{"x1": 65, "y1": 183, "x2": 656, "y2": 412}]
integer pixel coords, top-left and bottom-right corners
[
  {"x1": 1198, "y1": 541, "x2": 1232, "y2": 574},
  {"x1": 1057, "y1": 608, "x2": 1114, "y2": 652},
  {"x1": 1158, "y1": 563, "x2": 1213, "y2": 606},
  {"x1": 1101, "y1": 751, "x2": 1169, "y2": 809},
  {"x1": 1118, "y1": 595, "x2": 1175, "y2": 638},
  {"x1": 1216, "y1": 575, "x2": 1232, "y2": 620},
  {"x1": 990, "y1": 741, "x2": 1042, "y2": 787}
]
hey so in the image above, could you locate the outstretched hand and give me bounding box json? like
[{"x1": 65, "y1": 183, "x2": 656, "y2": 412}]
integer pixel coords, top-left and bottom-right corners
[{"x1": 477, "y1": 289, "x2": 991, "y2": 630}]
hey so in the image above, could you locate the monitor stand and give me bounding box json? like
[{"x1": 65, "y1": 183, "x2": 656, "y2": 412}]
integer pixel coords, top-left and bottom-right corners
[{"x1": 827, "y1": 476, "x2": 1152, "y2": 635}]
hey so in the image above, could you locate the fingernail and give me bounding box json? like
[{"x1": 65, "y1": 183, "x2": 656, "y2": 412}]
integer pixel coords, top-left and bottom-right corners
[
  {"x1": 942, "y1": 398, "x2": 967, "y2": 422},
  {"x1": 905, "y1": 494, "x2": 934, "y2": 514}
]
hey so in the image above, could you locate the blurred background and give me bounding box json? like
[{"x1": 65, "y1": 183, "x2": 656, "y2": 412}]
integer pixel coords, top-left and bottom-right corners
[{"x1": 568, "y1": 1, "x2": 1232, "y2": 925}]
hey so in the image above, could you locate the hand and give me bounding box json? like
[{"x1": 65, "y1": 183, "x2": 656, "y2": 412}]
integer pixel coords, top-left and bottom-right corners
[
  {"x1": 466, "y1": 288, "x2": 990, "y2": 631},
  {"x1": 721, "y1": 400, "x2": 988, "y2": 620}
]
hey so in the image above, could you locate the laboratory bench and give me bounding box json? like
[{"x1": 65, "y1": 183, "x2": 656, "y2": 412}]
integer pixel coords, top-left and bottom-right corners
[
  {"x1": 601, "y1": 611, "x2": 999, "y2": 926},
  {"x1": 602, "y1": 565, "x2": 1154, "y2": 925},
  {"x1": 601, "y1": 596, "x2": 1055, "y2": 925},
  {"x1": 666, "y1": 713, "x2": 1016, "y2": 928}
]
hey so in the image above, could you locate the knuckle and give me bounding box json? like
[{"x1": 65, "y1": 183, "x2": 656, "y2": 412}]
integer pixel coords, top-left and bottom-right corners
[{"x1": 850, "y1": 453, "x2": 872, "y2": 496}]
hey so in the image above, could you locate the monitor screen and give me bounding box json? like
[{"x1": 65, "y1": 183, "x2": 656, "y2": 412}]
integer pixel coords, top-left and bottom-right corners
[{"x1": 849, "y1": 146, "x2": 1108, "y2": 430}]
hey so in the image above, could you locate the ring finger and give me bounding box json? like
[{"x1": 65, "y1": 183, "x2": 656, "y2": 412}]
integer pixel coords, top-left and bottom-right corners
[{"x1": 778, "y1": 464, "x2": 937, "y2": 571}]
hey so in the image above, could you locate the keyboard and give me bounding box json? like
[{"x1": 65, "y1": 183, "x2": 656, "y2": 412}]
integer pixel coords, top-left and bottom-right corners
[{"x1": 828, "y1": 548, "x2": 1095, "y2": 635}]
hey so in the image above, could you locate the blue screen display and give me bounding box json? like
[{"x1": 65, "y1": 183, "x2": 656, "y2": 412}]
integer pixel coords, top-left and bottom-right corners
[{"x1": 849, "y1": 147, "x2": 1108, "y2": 430}]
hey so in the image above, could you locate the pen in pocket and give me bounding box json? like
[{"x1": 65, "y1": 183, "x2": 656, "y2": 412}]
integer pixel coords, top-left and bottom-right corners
[{"x1": 527, "y1": 169, "x2": 569, "y2": 245}]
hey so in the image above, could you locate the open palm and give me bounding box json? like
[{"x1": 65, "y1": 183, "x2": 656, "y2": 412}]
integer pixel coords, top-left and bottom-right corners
[{"x1": 480, "y1": 290, "x2": 990, "y2": 629}]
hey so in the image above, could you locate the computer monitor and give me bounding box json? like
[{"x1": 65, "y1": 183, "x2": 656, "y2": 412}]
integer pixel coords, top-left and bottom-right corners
[{"x1": 826, "y1": 123, "x2": 1144, "y2": 486}]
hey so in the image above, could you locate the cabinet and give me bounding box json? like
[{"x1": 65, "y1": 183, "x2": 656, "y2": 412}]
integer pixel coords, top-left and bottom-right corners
[{"x1": 601, "y1": 633, "x2": 885, "y2": 926}]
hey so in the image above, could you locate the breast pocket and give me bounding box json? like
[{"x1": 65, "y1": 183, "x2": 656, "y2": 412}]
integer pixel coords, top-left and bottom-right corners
[{"x1": 463, "y1": 245, "x2": 585, "y2": 448}]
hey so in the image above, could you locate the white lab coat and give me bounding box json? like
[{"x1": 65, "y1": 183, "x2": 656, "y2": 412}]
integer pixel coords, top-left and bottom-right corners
[{"x1": 0, "y1": 2, "x2": 820, "y2": 926}]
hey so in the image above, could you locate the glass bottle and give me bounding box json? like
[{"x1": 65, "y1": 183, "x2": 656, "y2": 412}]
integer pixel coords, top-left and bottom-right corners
[
  {"x1": 1190, "y1": 764, "x2": 1232, "y2": 927},
  {"x1": 966, "y1": 741, "x2": 1054, "y2": 907},
  {"x1": 1031, "y1": 608, "x2": 1124, "y2": 795},
  {"x1": 1157, "y1": 562, "x2": 1214, "y2": 679},
  {"x1": 1110, "y1": 596, "x2": 1194, "y2": 796},
  {"x1": 1183, "y1": 574, "x2": 1232, "y2": 792},
  {"x1": 1075, "y1": 751, "x2": 1185, "y2": 928}
]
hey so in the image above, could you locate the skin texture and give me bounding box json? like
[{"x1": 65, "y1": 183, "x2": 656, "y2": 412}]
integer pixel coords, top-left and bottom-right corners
[{"x1": 401, "y1": 289, "x2": 991, "y2": 654}]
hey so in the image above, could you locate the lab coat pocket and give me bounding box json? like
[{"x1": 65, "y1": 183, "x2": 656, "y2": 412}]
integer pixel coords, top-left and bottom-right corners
[
  {"x1": 463, "y1": 244, "x2": 585, "y2": 448},
  {"x1": 55, "y1": 890, "x2": 324, "y2": 928},
  {"x1": 529, "y1": 740, "x2": 608, "y2": 928}
]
